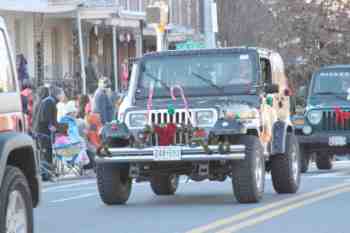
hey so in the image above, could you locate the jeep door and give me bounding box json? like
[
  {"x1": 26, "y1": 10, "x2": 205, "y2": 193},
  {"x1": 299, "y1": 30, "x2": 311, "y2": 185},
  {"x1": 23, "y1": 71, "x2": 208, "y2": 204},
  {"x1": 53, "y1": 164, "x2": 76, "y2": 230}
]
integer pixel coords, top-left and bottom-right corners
[
  {"x1": 0, "y1": 27, "x2": 23, "y2": 132},
  {"x1": 270, "y1": 53, "x2": 290, "y2": 121}
]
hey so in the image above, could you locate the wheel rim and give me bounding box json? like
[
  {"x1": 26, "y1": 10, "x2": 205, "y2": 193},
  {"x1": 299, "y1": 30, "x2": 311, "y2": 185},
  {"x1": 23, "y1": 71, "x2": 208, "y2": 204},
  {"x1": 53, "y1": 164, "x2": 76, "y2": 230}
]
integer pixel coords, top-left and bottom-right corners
[
  {"x1": 291, "y1": 145, "x2": 299, "y2": 182},
  {"x1": 6, "y1": 190, "x2": 28, "y2": 233},
  {"x1": 255, "y1": 155, "x2": 264, "y2": 192}
]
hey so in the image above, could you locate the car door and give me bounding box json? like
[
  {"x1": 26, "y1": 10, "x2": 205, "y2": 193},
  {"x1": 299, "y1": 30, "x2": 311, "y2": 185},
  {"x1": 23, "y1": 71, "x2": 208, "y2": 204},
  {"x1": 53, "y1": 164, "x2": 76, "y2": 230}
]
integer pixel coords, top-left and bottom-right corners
[{"x1": 0, "y1": 27, "x2": 23, "y2": 132}]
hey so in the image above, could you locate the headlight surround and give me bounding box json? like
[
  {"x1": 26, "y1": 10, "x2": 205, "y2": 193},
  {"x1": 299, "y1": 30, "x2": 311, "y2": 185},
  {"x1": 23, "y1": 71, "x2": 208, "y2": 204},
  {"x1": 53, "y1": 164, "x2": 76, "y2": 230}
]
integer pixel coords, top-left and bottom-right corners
[
  {"x1": 307, "y1": 110, "x2": 322, "y2": 125},
  {"x1": 196, "y1": 111, "x2": 215, "y2": 126},
  {"x1": 129, "y1": 113, "x2": 147, "y2": 128}
]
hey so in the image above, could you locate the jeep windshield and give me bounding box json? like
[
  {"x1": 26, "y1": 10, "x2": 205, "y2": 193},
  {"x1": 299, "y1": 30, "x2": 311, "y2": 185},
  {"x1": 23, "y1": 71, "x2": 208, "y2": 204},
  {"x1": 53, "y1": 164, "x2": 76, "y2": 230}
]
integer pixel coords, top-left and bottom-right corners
[
  {"x1": 312, "y1": 70, "x2": 350, "y2": 96},
  {"x1": 136, "y1": 53, "x2": 258, "y2": 98}
]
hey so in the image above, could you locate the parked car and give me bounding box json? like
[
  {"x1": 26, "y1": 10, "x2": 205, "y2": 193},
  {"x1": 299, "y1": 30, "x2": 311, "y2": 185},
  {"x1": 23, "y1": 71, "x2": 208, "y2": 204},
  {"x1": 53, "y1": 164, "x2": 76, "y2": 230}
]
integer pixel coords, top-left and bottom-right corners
[
  {"x1": 0, "y1": 17, "x2": 40, "y2": 233},
  {"x1": 96, "y1": 47, "x2": 301, "y2": 205},
  {"x1": 295, "y1": 65, "x2": 350, "y2": 172}
]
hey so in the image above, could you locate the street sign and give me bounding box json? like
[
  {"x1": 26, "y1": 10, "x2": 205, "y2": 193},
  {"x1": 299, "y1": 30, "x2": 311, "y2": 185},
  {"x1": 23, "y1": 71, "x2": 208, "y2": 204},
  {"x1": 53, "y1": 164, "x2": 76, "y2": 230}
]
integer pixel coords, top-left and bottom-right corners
[
  {"x1": 146, "y1": 6, "x2": 161, "y2": 24},
  {"x1": 176, "y1": 40, "x2": 205, "y2": 50},
  {"x1": 146, "y1": 1, "x2": 169, "y2": 26}
]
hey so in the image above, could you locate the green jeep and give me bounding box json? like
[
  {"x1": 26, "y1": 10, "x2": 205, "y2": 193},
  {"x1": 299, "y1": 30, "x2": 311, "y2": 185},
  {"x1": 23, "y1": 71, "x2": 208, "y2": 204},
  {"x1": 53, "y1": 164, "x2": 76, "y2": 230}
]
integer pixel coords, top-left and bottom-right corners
[{"x1": 295, "y1": 65, "x2": 350, "y2": 172}]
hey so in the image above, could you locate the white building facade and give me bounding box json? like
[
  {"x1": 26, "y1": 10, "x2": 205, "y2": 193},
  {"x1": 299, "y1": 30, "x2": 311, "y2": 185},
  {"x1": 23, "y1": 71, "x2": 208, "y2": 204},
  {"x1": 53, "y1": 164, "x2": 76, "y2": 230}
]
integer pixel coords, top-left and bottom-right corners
[{"x1": 0, "y1": 0, "x2": 205, "y2": 92}]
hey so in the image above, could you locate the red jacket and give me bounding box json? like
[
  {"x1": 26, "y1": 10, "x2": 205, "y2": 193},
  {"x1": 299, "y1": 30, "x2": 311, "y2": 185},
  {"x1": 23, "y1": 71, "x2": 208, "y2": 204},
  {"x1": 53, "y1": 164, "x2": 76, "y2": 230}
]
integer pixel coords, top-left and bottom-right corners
[{"x1": 21, "y1": 88, "x2": 33, "y2": 130}]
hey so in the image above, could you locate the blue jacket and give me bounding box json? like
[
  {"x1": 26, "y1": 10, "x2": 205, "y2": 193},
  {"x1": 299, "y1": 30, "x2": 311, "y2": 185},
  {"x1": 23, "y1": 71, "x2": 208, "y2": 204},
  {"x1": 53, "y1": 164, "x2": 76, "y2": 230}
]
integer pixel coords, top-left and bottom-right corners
[
  {"x1": 92, "y1": 88, "x2": 114, "y2": 124},
  {"x1": 59, "y1": 115, "x2": 80, "y2": 144}
]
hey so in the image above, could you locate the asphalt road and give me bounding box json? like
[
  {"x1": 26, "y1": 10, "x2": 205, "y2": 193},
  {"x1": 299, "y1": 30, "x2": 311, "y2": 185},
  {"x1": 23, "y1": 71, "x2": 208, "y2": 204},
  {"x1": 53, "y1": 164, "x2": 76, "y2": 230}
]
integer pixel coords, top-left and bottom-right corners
[{"x1": 35, "y1": 161, "x2": 350, "y2": 233}]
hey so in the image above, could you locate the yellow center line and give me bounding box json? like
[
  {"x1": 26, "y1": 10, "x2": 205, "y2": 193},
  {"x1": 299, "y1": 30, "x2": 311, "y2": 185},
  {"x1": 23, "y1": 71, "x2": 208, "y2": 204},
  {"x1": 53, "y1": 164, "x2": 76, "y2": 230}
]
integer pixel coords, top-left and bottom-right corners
[
  {"x1": 215, "y1": 186, "x2": 350, "y2": 233},
  {"x1": 185, "y1": 182, "x2": 350, "y2": 233}
]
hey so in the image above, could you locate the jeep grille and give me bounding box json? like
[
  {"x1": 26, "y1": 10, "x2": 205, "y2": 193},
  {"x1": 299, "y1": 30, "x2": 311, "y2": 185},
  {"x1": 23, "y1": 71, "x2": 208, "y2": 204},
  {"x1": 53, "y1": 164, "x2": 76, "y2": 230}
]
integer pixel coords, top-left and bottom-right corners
[
  {"x1": 322, "y1": 110, "x2": 350, "y2": 131},
  {"x1": 149, "y1": 109, "x2": 195, "y2": 125},
  {"x1": 147, "y1": 109, "x2": 215, "y2": 146}
]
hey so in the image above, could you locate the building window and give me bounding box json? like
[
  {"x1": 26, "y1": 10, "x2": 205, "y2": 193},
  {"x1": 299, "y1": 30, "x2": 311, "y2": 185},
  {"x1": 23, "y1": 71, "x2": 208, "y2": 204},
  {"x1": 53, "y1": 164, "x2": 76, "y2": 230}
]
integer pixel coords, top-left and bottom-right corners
[
  {"x1": 0, "y1": 30, "x2": 16, "y2": 93},
  {"x1": 119, "y1": 0, "x2": 127, "y2": 9}
]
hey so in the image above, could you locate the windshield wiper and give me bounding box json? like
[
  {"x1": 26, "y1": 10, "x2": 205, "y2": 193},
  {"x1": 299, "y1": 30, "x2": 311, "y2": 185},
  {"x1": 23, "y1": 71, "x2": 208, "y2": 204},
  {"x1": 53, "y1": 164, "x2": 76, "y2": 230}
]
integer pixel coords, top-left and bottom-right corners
[
  {"x1": 143, "y1": 71, "x2": 171, "y2": 91},
  {"x1": 191, "y1": 72, "x2": 223, "y2": 91}
]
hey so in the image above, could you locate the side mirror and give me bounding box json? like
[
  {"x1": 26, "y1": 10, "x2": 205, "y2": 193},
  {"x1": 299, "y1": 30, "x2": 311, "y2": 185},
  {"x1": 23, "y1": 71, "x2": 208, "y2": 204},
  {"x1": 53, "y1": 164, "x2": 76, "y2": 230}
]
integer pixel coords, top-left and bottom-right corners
[{"x1": 265, "y1": 84, "x2": 279, "y2": 94}]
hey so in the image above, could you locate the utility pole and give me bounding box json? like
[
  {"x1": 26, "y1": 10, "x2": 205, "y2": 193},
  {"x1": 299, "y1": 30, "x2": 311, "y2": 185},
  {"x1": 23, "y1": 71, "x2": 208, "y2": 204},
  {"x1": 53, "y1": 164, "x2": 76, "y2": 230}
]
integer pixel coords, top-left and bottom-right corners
[
  {"x1": 204, "y1": 0, "x2": 218, "y2": 49},
  {"x1": 76, "y1": 9, "x2": 87, "y2": 94}
]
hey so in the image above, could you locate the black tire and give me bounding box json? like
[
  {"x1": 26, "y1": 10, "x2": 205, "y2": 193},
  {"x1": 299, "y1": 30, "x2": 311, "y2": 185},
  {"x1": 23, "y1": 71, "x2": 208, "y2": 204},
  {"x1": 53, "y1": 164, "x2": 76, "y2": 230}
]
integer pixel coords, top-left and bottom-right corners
[
  {"x1": 300, "y1": 147, "x2": 310, "y2": 173},
  {"x1": 150, "y1": 175, "x2": 179, "y2": 195},
  {"x1": 231, "y1": 135, "x2": 265, "y2": 203},
  {"x1": 96, "y1": 163, "x2": 132, "y2": 205},
  {"x1": 271, "y1": 133, "x2": 301, "y2": 194},
  {"x1": 0, "y1": 166, "x2": 33, "y2": 233},
  {"x1": 316, "y1": 153, "x2": 333, "y2": 170}
]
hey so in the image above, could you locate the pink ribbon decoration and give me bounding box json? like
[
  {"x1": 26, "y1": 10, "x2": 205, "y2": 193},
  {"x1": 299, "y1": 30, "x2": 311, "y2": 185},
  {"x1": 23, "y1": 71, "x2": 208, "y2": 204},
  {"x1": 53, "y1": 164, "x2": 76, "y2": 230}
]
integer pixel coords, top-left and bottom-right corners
[
  {"x1": 146, "y1": 83, "x2": 154, "y2": 123},
  {"x1": 171, "y1": 85, "x2": 193, "y2": 125}
]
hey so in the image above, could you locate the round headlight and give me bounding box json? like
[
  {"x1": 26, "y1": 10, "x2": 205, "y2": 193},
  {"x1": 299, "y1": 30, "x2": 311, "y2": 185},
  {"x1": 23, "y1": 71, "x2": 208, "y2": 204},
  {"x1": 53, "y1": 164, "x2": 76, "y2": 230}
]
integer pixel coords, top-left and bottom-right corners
[
  {"x1": 129, "y1": 113, "x2": 147, "y2": 128},
  {"x1": 307, "y1": 110, "x2": 322, "y2": 125},
  {"x1": 302, "y1": 125, "x2": 312, "y2": 135},
  {"x1": 196, "y1": 111, "x2": 215, "y2": 126}
]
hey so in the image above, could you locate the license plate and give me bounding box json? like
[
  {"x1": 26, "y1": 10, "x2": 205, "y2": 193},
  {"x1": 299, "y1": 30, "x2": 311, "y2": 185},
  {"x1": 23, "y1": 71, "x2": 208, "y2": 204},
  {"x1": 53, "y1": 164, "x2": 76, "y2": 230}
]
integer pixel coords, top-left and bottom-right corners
[
  {"x1": 329, "y1": 136, "x2": 347, "y2": 146},
  {"x1": 154, "y1": 146, "x2": 182, "y2": 161}
]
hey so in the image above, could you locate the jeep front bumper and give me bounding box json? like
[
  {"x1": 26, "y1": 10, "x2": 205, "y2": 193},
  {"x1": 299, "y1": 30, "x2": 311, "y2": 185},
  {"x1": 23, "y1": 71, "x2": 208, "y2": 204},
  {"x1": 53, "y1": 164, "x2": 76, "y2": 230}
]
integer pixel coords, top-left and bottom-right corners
[
  {"x1": 297, "y1": 132, "x2": 350, "y2": 154},
  {"x1": 96, "y1": 145, "x2": 246, "y2": 163}
]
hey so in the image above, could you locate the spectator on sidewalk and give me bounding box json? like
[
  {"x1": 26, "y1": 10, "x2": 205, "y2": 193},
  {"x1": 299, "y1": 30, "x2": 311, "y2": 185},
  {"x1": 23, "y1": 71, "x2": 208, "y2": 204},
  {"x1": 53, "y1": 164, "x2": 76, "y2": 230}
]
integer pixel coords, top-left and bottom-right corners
[
  {"x1": 32, "y1": 86, "x2": 49, "y2": 135},
  {"x1": 85, "y1": 55, "x2": 99, "y2": 94},
  {"x1": 77, "y1": 94, "x2": 90, "y2": 119},
  {"x1": 16, "y1": 54, "x2": 29, "y2": 86},
  {"x1": 92, "y1": 77, "x2": 114, "y2": 125},
  {"x1": 20, "y1": 79, "x2": 33, "y2": 132},
  {"x1": 37, "y1": 86, "x2": 65, "y2": 165},
  {"x1": 56, "y1": 93, "x2": 68, "y2": 122}
]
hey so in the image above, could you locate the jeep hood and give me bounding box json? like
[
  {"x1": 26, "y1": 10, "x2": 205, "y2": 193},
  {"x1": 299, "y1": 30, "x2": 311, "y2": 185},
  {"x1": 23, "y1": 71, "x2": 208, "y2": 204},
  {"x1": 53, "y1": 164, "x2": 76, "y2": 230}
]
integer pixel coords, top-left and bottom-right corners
[
  {"x1": 132, "y1": 95, "x2": 260, "y2": 111},
  {"x1": 308, "y1": 95, "x2": 350, "y2": 110}
]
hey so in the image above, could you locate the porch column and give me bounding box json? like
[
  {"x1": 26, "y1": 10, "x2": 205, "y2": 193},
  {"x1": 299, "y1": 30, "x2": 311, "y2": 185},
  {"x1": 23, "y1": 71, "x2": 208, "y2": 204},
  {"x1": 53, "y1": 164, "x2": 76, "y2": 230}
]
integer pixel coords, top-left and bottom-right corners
[
  {"x1": 77, "y1": 10, "x2": 87, "y2": 94},
  {"x1": 112, "y1": 26, "x2": 119, "y2": 92},
  {"x1": 135, "y1": 28, "x2": 143, "y2": 57}
]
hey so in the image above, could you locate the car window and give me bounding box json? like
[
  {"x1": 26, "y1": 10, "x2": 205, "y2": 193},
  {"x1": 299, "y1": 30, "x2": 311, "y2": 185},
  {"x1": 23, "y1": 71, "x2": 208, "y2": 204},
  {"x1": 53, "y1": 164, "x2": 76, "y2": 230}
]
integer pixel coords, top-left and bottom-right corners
[
  {"x1": 0, "y1": 30, "x2": 16, "y2": 93},
  {"x1": 312, "y1": 70, "x2": 350, "y2": 94}
]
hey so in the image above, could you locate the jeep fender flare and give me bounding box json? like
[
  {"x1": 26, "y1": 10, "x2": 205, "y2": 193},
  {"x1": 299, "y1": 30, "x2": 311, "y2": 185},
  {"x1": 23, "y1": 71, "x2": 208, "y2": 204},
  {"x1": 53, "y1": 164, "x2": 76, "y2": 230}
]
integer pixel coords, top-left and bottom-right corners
[
  {"x1": 0, "y1": 132, "x2": 40, "y2": 206},
  {"x1": 271, "y1": 120, "x2": 294, "y2": 155}
]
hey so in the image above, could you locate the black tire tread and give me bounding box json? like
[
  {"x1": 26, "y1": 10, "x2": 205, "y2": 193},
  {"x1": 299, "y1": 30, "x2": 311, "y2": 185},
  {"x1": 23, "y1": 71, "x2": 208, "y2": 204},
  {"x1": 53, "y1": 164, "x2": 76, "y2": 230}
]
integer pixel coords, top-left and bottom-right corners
[
  {"x1": 300, "y1": 147, "x2": 310, "y2": 173},
  {"x1": 0, "y1": 165, "x2": 33, "y2": 233},
  {"x1": 232, "y1": 135, "x2": 264, "y2": 203},
  {"x1": 271, "y1": 133, "x2": 300, "y2": 194},
  {"x1": 96, "y1": 163, "x2": 131, "y2": 205},
  {"x1": 316, "y1": 153, "x2": 333, "y2": 170},
  {"x1": 150, "y1": 175, "x2": 178, "y2": 195}
]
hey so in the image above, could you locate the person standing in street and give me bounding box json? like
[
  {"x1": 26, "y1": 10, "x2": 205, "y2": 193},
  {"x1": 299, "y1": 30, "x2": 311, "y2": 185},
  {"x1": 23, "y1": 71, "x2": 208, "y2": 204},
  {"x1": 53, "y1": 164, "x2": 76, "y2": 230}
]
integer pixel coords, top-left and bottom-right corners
[
  {"x1": 92, "y1": 77, "x2": 114, "y2": 125},
  {"x1": 85, "y1": 55, "x2": 99, "y2": 94},
  {"x1": 37, "y1": 86, "x2": 65, "y2": 165}
]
